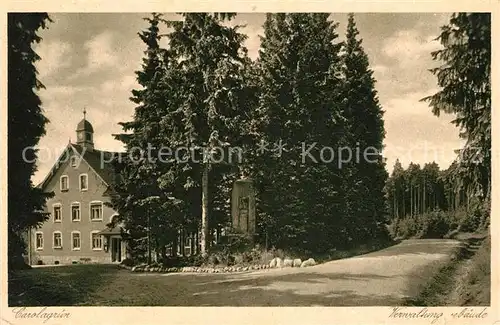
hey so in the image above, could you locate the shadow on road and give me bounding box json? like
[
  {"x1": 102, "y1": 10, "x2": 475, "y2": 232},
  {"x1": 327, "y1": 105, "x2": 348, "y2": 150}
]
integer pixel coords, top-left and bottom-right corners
[{"x1": 101, "y1": 271, "x2": 402, "y2": 306}]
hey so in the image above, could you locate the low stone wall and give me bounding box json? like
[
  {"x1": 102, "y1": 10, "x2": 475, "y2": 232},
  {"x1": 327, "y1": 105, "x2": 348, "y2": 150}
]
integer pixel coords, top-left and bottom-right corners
[
  {"x1": 33, "y1": 254, "x2": 110, "y2": 265},
  {"x1": 125, "y1": 257, "x2": 317, "y2": 274}
]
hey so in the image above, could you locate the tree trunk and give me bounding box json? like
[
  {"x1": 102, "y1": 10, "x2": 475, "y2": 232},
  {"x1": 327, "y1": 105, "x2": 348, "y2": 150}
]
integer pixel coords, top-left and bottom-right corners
[
  {"x1": 195, "y1": 230, "x2": 199, "y2": 255},
  {"x1": 393, "y1": 189, "x2": 396, "y2": 218},
  {"x1": 402, "y1": 186, "x2": 406, "y2": 216},
  {"x1": 200, "y1": 163, "x2": 209, "y2": 256},
  {"x1": 28, "y1": 227, "x2": 32, "y2": 266},
  {"x1": 171, "y1": 230, "x2": 178, "y2": 257},
  {"x1": 147, "y1": 210, "x2": 152, "y2": 264},
  {"x1": 423, "y1": 179, "x2": 426, "y2": 213},
  {"x1": 190, "y1": 232, "x2": 195, "y2": 256},
  {"x1": 411, "y1": 185, "x2": 414, "y2": 217},
  {"x1": 417, "y1": 185, "x2": 420, "y2": 215}
]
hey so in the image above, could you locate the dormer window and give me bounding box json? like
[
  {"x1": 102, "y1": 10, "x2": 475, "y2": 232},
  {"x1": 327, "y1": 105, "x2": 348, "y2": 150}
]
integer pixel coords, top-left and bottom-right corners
[{"x1": 60, "y1": 175, "x2": 69, "y2": 191}]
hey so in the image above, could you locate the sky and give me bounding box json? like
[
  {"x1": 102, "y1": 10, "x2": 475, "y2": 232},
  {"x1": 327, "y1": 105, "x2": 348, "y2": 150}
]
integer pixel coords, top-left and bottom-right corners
[{"x1": 32, "y1": 13, "x2": 463, "y2": 184}]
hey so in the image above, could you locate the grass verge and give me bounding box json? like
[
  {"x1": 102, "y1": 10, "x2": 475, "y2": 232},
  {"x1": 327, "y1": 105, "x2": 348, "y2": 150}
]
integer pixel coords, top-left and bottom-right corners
[{"x1": 404, "y1": 234, "x2": 490, "y2": 306}]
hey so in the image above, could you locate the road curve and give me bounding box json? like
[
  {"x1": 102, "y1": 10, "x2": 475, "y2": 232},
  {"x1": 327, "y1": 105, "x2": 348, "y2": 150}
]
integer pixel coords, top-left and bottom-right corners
[{"x1": 117, "y1": 239, "x2": 463, "y2": 306}]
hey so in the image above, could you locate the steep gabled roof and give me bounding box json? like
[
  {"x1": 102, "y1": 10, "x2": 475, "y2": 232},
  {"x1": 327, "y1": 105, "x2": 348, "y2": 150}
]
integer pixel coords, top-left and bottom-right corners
[
  {"x1": 72, "y1": 144, "x2": 120, "y2": 186},
  {"x1": 37, "y1": 143, "x2": 121, "y2": 191}
]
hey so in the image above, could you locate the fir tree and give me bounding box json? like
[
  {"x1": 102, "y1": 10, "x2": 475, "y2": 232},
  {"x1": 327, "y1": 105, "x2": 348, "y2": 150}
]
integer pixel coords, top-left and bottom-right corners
[
  {"x1": 341, "y1": 13, "x2": 388, "y2": 243},
  {"x1": 8, "y1": 13, "x2": 54, "y2": 269},
  {"x1": 110, "y1": 13, "x2": 177, "y2": 262},
  {"x1": 423, "y1": 13, "x2": 491, "y2": 201},
  {"x1": 166, "y1": 13, "x2": 251, "y2": 254},
  {"x1": 255, "y1": 14, "x2": 346, "y2": 253}
]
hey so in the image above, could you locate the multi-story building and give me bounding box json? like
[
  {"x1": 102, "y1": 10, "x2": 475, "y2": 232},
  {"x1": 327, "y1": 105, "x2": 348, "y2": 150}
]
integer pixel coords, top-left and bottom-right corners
[{"x1": 28, "y1": 114, "x2": 127, "y2": 265}]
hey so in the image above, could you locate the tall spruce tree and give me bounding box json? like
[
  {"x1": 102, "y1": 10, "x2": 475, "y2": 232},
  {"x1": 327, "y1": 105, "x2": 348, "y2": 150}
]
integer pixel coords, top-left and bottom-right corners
[
  {"x1": 8, "y1": 13, "x2": 54, "y2": 269},
  {"x1": 341, "y1": 14, "x2": 388, "y2": 243},
  {"x1": 166, "y1": 13, "x2": 251, "y2": 254},
  {"x1": 110, "y1": 13, "x2": 179, "y2": 262},
  {"x1": 423, "y1": 13, "x2": 491, "y2": 201},
  {"x1": 256, "y1": 14, "x2": 346, "y2": 253}
]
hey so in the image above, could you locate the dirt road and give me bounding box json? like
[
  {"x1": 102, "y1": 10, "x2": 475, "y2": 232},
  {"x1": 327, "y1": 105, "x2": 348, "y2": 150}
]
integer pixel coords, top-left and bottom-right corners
[{"x1": 114, "y1": 239, "x2": 463, "y2": 306}]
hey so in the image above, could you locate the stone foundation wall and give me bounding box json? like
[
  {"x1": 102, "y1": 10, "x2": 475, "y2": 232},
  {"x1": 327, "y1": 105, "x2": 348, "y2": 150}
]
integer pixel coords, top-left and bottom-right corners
[{"x1": 32, "y1": 253, "x2": 111, "y2": 265}]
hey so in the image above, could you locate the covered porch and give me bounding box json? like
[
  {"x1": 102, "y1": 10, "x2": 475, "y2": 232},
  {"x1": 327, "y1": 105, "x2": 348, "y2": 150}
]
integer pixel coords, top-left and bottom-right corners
[{"x1": 98, "y1": 226, "x2": 127, "y2": 263}]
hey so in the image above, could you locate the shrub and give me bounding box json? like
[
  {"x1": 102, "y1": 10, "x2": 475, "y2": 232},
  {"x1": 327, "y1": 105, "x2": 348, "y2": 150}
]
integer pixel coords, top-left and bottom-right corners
[
  {"x1": 190, "y1": 254, "x2": 206, "y2": 267},
  {"x1": 419, "y1": 210, "x2": 452, "y2": 238},
  {"x1": 207, "y1": 254, "x2": 220, "y2": 265},
  {"x1": 391, "y1": 209, "x2": 456, "y2": 240},
  {"x1": 161, "y1": 256, "x2": 181, "y2": 267},
  {"x1": 54, "y1": 261, "x2": 59, "y2": 265},
  {"x1": 389, "y1": 201, "x2": 493, "y2": 240},
  {"x1": 460, "y1": 199, "x2": 490, "y2": 233},
  {"x1": 120, "y1": 258, "x2": 134, "y2": 267},
  {"x1": 37, "y1": 260, "x2": 43, "y2": 265},
  {"x1": 479, "y1": 199, "x2": 491, "y2": 230}
]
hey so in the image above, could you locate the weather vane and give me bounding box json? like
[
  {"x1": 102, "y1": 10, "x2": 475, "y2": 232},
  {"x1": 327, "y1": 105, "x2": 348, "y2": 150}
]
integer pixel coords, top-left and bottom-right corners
[{"x1": 83, "y1": 107, "x2": 87, "y2": 120}]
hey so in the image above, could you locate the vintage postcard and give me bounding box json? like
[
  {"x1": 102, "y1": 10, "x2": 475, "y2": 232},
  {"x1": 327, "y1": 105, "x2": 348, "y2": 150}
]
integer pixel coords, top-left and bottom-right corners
[{"x1": 1, "y1": 1, "x2": 498, "y2": 324}]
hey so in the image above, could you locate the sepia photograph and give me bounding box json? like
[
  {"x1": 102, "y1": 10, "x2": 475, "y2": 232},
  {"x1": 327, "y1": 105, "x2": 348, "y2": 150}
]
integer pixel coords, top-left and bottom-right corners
[{"x1": 5, "y1": 8, "x2": 493, "y2": 317}]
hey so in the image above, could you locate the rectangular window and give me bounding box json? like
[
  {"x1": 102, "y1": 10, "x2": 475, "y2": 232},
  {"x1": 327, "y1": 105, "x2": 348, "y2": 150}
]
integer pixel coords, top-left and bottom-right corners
[
  {"x1": 71, "y1": 156, "x2": 78, "y2": 167},
  {"x1": 90, "y1": 202, "x2": 103, "y2": 221},
  {"x1": 79, "y1": 174, "x2": 88, "y2": 191},
  {"x1": 184, "y1": 237, "x2": 192, "y2": 256},
  {"x1": 53, "y1": 232, "x2": 62, "y2": 248},
  {"x1": 91, "y1": 232, "x2": 102, "y2": 250},
  {"x1": 60, "y1": 176, "x2": 69, "y2": 191},
  {"x1": 53, "y1": 205, "x2": 62, "y2": 222},
  {"x1": 71, "y1": 204, "x2": 81, "y2": 221},
  {"x1": 72, "y1": 232, "x2": 81, "y2": 250},
  {"x1": 35, "y1": 233, "x2": 43, "y2": 250}
]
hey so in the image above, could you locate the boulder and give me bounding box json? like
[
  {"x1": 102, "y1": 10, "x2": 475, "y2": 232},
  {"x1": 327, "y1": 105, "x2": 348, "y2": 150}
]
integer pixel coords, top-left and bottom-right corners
[
  {"x1": 300, "y1": 258, "x2": 317, "y2": 267},
  {"x1": 234, "y1": 255, "x2": 244, "y2": 265},
  {"x1": 293, "y1": 259, "x2": 302, "y2": 267},
  {"x1": 283, "y1": 258, "x2": 294, "y2": 267},
  {"x1": 269, "y1": 258, "x2": 277, "y2": 268},
  {"x1": 276, "y1": 257, "x2": 284, "y2": 268}
]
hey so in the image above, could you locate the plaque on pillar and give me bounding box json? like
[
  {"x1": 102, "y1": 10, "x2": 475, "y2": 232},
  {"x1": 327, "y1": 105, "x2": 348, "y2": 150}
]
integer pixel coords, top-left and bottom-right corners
[{"x1": 231, "y1": 178, "x2": 256, "y2": 235}]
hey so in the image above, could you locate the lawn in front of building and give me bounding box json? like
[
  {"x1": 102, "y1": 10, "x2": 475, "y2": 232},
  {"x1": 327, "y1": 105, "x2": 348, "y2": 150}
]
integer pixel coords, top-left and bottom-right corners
[{"x1": 8, "y1": 264, "x2": 122, "y2": 306}]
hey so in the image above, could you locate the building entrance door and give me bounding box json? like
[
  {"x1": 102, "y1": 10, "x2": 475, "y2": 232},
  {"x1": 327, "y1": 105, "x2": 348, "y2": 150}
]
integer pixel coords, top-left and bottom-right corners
[{"x1": 111, "y1": 237, "x2": 122, "y2": 262}]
